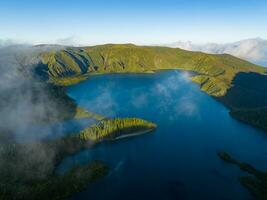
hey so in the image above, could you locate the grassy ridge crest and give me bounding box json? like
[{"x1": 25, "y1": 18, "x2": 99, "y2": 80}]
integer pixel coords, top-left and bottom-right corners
[{"x1": 40, "y1": 44, "x2": 266, "y2": 96}]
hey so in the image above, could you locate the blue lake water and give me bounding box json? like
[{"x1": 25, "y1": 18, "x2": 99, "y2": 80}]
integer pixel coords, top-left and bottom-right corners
[{"x1": 63, "y1": 70, "x2": 267, "y2": 200}]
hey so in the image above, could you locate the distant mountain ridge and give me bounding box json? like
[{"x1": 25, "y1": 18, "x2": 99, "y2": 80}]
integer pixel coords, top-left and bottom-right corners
[
  {"x1": 37, "y1": 44, "x2": 266, "y2": 97},
  {"x1": 162, "y1": 38, "x2": 267, "y2": 67}
]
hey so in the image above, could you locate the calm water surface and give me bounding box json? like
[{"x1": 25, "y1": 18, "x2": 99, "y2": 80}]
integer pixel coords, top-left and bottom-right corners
[{"x1": 62, "y1": 70, "x2": 267, "y2": 200}]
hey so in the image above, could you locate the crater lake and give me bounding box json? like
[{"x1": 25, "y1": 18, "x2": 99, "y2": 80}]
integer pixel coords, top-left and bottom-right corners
[{"x1": 61, "y1": 70, "x2": 267, "y2": 200}]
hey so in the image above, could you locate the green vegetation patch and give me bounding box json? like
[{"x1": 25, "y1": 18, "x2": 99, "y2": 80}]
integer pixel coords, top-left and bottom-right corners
[
  {"x1": 0, "y1": 161, "x2": 107, "y2": 200},
  {"x1": 49, "y1": 75, "x2": 89, "y2": 86},
  {"x1": 78, "y1": 118, "x2": 157, "y2": 142},
  {"x1": 74, "y1": 107, "x2": 106, "y2": 121}
]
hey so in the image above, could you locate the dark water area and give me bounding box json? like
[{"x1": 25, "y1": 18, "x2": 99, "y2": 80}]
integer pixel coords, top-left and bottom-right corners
[{"x1": 62, "y1": 70, "x2": 267, "y2": 200}]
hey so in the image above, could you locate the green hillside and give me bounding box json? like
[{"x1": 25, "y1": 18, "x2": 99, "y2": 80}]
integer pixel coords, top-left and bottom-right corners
[{"x1": 40, "y1": 44, "x2": 266, "y2": 96}]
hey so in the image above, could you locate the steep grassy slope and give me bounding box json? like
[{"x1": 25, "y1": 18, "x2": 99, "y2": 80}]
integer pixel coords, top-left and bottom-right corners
[{"x1": 40, "y1": 44, "x2": 266, "y2": 96}]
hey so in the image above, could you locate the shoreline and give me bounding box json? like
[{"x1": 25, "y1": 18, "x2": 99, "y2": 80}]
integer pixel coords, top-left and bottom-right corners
[
  {"x1": 56, "y1": 68, "x2": 198, "y2": 87},
  {"x1": 113, "y1": 128, "x2": 155, "y2": 140}
]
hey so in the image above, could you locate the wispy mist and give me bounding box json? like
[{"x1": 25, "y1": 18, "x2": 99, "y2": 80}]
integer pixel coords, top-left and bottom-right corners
[
  {"x1": 163, "y1": 38, "x2": 267, "y2": 67},
  {"x1": 0, "y1": 44, "x2": 74, "y2": 184}
]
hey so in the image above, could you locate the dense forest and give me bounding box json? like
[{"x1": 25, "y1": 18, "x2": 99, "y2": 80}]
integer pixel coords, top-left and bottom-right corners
[{"x1": 79, "y1": 118, "x2": 157, "y2": 142}]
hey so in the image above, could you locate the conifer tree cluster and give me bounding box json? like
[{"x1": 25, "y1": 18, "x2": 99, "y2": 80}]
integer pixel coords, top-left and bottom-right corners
[{"x1": 78, "y1": 118, "x2": 156, "y2": 141}]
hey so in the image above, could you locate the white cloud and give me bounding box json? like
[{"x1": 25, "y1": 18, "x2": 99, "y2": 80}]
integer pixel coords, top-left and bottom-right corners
[
  {"x1": 131, "y1": 93, "x2": 148, "y2": 108},
  {"x1": 174, "y1": 95, "x2": 198, "y2": 117},
  {"x1": 162, "y1": 38, "x2": 267, "y2": 67},
  {"x1": 0, "y1": 39, "x2": 29, "y2": 48},
  {"x1": 55, "y1": 36, "x2": 84, "y2": 47},
  {"x1": 147, "y1": 71, "x2": 200, "y2": 120},
  {"x1": 80, "y1": 82, "x2": 119, "y2": 118}
]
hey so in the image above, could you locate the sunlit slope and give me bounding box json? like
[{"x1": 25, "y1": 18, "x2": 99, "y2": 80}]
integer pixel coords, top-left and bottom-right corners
[{"x1": 40, "y1": 44, "x2": 266, "y2": 96}]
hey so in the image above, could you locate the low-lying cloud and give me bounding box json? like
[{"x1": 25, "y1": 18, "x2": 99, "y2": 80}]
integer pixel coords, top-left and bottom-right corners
[
  {"x1": 175, "y1": 94, "x2": 199, "y2": 117},
  {"x1": 0, "y1": 44, "x2": 75, "y2": 183},
  {"x1": 80, "y1": 82, "x2": 119, "y2": 117},
  {"x1": 163, "y1": 38, "x2": 267, "y2": 67},
  {"x1": 147, "y1": 71, "x2": 200, "y2": 119}
]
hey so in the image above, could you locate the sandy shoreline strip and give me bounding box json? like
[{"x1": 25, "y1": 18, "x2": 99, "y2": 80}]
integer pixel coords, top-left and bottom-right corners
[{"x1": 114, "y1": 128, "x2": 155, "y2": 140}]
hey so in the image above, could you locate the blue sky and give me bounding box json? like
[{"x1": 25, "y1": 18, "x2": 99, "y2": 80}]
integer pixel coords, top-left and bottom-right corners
[{"x1": 0, "y1": 0, "x2": 266, "y2": 44}]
